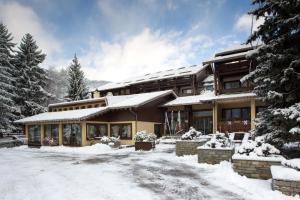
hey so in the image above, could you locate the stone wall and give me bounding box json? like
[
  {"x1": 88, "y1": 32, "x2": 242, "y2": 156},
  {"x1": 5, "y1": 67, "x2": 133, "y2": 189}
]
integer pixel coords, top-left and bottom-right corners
[
  {"x1": 232, "y1": 156, "x2": 283, "y2": 179},
  {"x1": 176, "y1": 140, "x2": 207, "y2": 156},
  {"x1": 272, "y1": 179, "x2": 300, "y2": 196},
  {"x1": 198, "y1": 147, "x2": 234, "y2": 164}
]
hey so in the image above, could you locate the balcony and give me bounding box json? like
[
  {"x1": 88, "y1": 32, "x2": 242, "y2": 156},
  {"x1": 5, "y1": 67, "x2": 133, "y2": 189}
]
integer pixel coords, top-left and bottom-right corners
[{"x1": 218, "y1": 120, "x2": 251, "y2": 133}]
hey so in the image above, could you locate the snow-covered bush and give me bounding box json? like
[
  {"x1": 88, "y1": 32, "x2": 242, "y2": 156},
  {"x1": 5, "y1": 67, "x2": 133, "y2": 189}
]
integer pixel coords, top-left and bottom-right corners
[
  {"x1": 237, "y1": 136, "x2": 280, "y2": 157},
  {"x1": 282, "y1": 159, "x2": 300, "y2": 171},
  {"x1": 100, "y1": 136, "x2": 120, "y2": 147},
  {"x1": 134, "y1": 131, "x2": 157, "y2": 142},
  {"x1": 181, "y1": 127, "x2": 202, "y2": 140},
  {"x1": 203, "y1": 133, "x2": 232, "y2": 148}
]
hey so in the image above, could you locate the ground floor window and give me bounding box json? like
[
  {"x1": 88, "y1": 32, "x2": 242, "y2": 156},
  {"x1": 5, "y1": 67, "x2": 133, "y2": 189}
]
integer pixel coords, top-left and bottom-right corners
[
  {"x1": 63, "y1": 124, "x2": 81, "y2": 146},
  {"x1": 167, "y1": 111, "x2": 188, "y2": 134},
  {"x1": 86, "y1": 124, "x2": 108, "y2": 140},
  {"x1": 28, "y1": 125, "x2": 41, "y2": 144},
  {"x1": 44, "y1": 124, "x2": 59, "y2": 145},
  {"x1": 110, "y1": 124, "x2": 132, "y2": 139},
  {"x1": 222, "y1": 107, "x2": 250, "y2": 121}
]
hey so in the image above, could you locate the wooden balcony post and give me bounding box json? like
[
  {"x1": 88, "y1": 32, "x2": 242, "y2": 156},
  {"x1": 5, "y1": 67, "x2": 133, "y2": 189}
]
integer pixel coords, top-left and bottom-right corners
[
  {"x1": 251, "y1": 99, "x2": 256, "y2": 130},
  {"x1": 213, "y1": 102, "x2": 218, "y2": 133}
]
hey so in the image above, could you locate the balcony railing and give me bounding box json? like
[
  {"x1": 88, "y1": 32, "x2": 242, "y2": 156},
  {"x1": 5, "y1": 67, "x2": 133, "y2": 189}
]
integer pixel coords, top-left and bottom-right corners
[{"x1": 218, "y1": 120, "x2": 251, "y2": 133}]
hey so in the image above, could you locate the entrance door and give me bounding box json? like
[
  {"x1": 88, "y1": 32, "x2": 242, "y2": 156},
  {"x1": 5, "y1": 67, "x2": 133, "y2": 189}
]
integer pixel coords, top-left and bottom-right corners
[
  {"x1": 193, "y1": 110, "x2": 213, "y2": 134},
  {"x1": 63, "y1": 124, "x2": 81, "y2": 146},
  {"x1": 193, "y1": 117, "x2": 213, "y2": 134}
]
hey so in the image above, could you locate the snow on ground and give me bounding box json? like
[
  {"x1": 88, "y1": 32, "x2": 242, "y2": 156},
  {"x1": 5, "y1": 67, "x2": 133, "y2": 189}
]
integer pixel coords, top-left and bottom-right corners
[{"x1": 0, "y1": 144, "x2": 298, "y2": 200}]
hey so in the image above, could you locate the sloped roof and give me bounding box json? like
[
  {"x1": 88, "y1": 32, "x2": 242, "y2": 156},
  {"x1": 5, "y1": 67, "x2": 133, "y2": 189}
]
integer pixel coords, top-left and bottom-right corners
[
  {"x1": 15, "y1": 107, "x2": 108, "y2": 123},
  {"x1": 163, "y1": 92, "x2": 256, "y2": 106},
  {"x1": 97, "y1": 65, "x2": 207, "y2": 92},
  {"x1": 15, "y1": 90, "x2": 176, "y2": 124},
  {"x1": 49, "y1": 97, "x2": 106, "y2": 107}
]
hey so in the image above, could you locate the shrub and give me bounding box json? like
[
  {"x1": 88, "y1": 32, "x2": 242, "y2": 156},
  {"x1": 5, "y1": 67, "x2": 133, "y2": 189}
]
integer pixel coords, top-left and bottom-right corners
[
  {"x1": 237, "y1": 136, "x2": 280, "y2": 157},
  {"x1": 203, "y1": 133, "x2": 232, "y2": 148},
  {"x1": 181, "y1": 127, "x2": 202, "y2": 140},
  {"x1": 282, "y1": 159, "x2": 300, "y2": 171},
  {"x1": 134, "y1": 131, "x2": 157, "y2": 142},
  {"x1": 100, "y1": 136, "x2": 120, "y2": 145}
]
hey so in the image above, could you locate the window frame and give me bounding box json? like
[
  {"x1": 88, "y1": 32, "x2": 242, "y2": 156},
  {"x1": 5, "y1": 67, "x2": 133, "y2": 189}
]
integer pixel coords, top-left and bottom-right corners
[
  {"x1": 223, "y1": 80, "x2": 241, "y2": 90},
  {"x1": 110, "y1": 123, "x2": 132, "y2": 140},
  {"x1": 86, "y1": 123, "x2": 108, "y2": 140},
  {"x1": 221, "y1": 107, "x2": 250, "y2": 121}
]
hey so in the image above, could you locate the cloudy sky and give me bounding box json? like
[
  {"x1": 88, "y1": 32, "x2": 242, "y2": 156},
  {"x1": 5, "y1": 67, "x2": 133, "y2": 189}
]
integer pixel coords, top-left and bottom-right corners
[{"x1": 0, "y1": 0, "x2": 262, "y2": 82}]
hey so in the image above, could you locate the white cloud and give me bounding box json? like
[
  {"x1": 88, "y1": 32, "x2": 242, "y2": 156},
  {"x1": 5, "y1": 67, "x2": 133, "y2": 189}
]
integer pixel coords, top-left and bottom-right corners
[
  {"x1": 0, "y1": 1, "x2": 61, "y2": 56},
  {"x1": 234, "y1": 14, "x2": 265, "y2": 33},
  {"x1": 80, "y1": 28, "x2": 215, "y2": 81}
]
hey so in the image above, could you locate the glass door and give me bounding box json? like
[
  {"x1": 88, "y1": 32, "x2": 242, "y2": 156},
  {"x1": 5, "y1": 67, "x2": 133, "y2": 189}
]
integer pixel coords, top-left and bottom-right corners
[{"x1": 63, "y1": 124, "x2": 81, "y2": 146}]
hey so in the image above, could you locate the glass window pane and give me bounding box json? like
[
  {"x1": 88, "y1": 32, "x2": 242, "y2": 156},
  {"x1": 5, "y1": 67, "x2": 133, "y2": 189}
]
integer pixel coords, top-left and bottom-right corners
[
  {"x1": 63, "y1": 124, "x2": 71, "y2": 145},
  {"x1": 44, "y1": 125, "x2": 51, "y2": 138},
  {"x1": 242, "y1": 108, "x2": 250, "y2": 120},
  {"x1": 99, "y1": 125, "x2": 107, "y2": 137},
  {"x1": 72, "y1": 124, "x2": 81, "y2": 146},
  {"x1": 52, "y1": 125, "x2": 59, "y2": 144},
  {"x1": 222, "y1": 109, "x2": 231, "y2": 120},
  {"x1": 28, "y1": 125, "x2": 41, "y2": 143},
  {"x1": 87, "y1": 124, "x2": 96, "y2": 140},
  {"x1": 232, "y1": 108, "x2": 241, "y2": 120},
  {"x1": 111, "y1": 125, "x2": 120, "y2": 137},
  {"x1": 224, "y1": 81, "x2": 240, "y2": 89}
]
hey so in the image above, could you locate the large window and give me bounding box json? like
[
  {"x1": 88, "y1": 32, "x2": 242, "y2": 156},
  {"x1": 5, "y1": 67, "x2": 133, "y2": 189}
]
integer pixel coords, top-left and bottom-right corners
[
  {"x1": 28, "y1": 125, "x2": 41, "y2": 144},
  {"x1": 110, "y1": 124, "x2": 132, "y2": 139},
  {"x1": 86, "y1": 124, "x2": 108, "y2": 140},
  {"x1": 222, "y1": 108, "x2": 250, "y2": 121},
  {"x1": 224, "y1": 80, "x2": 241, "y2": 89},
  {"x1": 63, "y1": 124, "x2": 81, "y2": 146},
  {"x1": 44, "y1": 124, "x2": 59, "y2": 145}
]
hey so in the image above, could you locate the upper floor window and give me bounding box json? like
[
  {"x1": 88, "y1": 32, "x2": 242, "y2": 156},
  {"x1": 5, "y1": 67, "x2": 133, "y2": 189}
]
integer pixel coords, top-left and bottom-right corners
[
  {"x1": 204, "y1": 85, "x2": 213, "y2": 91},
  {"x1": 182, "y1": 88, "x2": 193, "y2": 95},
  {"x1": 224, "y1": 81, "x2": 241, "y2": 89}
]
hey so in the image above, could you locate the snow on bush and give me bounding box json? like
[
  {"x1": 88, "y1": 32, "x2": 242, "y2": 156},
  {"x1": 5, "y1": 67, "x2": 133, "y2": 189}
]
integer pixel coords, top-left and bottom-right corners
[
  {"x1": 100, "y1": 136, "x2": 120, "y2": 147},
  {"x1": 134, "y1": 131, "x2": 157, "y2": 142},
  {"x1": 203, "y1": 133, "x2": 232, "y2": 148},
  {"x1": 282, "y1": 159, "x2": 300, "y2": 171},
  {"x1": 237, "y1": 136, "x2": 280, "y2": 157},
  {"x1": 181, "y1": 127, "x2": 202, "y2": 140}
]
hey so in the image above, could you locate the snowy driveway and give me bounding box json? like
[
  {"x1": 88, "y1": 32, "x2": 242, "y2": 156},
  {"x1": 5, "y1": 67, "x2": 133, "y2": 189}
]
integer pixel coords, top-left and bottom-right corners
[{"x1": 0, "y1": 144, "x2": 296, "y2": 200}]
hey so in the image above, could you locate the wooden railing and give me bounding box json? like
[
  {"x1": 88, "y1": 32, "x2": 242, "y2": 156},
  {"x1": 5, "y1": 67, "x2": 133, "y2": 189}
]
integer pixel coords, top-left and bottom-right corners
[{"x1": 218, "y1": 120, "x2": 251, "y2": 133}]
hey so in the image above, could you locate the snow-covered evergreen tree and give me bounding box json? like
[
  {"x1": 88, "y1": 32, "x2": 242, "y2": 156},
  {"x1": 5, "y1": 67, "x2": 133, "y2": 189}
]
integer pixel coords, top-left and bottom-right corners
[
  {"x1": 243, "y1": 0, "x2": 300, "y2": 150},
  {"x1": 67, "y1": 55, "x2": 89, "y2": 101},
  {"x1": 14, "y1": 34, "x2": 52, "y2": 117},
  {"x1": 0, "y1": 23, "x2": 19, "y2": 135}
]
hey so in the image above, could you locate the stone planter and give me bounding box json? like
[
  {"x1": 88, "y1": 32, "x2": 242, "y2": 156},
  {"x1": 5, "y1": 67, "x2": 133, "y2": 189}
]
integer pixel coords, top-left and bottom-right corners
[
  {"x1": 232, "y1": 154, "x2": 284, "y2": 179},
  {"x1": 197, "y1": 146, "x2": 235, "y2": 164},
  {"x1": 176, "y1": 140, "x2": 208, "y2": 156},
  {"x1": 135, "y1": 142, "x2": 155, "y2": 151},
  {"x1": 271, "y1": 165, "x2": 300, "y2": 196}
]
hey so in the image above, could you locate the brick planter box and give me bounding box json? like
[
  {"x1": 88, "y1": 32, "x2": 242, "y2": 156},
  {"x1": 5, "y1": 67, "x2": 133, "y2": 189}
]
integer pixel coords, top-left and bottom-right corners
[
  {"x1": 232, "y1": 154, "x2": 284, "y2": 179},
  {"x1": 176, "y1": 140, "x2": 208, "y2": 156},
  {"x1": 197, "y1": 146, "x2": 235, "y2": 164},
  {"x1": 271, "y1": 165, "x2": 300, "y2": 196},
  {"x1": 135, "y1": 142, "x2": 155, "y2": 151}
]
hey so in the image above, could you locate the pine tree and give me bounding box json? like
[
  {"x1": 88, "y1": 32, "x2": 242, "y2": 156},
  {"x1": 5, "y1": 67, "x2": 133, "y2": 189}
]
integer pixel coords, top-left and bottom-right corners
[
  {"x1": 14, "y1": 34, "x2": 52, "y2": 117},
  {"x1": 67, "y1": 55, "x2": 89, "y2": 101},
  {"x1": 0, "y1": 23, "x2": 19, "y2": 135},
  {"x1": 243, "y1": 0, "x2": 300, "y2": 150}
]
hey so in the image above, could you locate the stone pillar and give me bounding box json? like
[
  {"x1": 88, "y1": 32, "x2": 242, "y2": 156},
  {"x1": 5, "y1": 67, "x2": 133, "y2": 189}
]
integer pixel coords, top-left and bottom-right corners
[
  {"x1": 251, "y1": 99, "x2": 256, "y2": 130},
  {"x1": 213, "y1": 102, "x2": 218, "y2": 133},
  {"x1": 58, "y1": 123, "x2": 63, "y2": 145}
]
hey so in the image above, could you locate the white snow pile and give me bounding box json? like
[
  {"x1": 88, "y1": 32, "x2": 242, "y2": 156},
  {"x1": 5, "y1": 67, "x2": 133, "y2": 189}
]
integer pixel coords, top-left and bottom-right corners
[
  {"x1": 16, "y1": 143, "x2": 114, "y2": 155},
  {"x1": 181, "y1": 127, "x2": 203, "y2": 140},
  {"x1": 134, "y1": 131, "x2": 157, "y2": 142},
  {"x1": 100, "y1": 136, "x2": 120, "y2": 148},
  {"x1": 202, "y1": 133, "x2": 232, "y2": 149},
  {"x1": 282, "y1": 159, "x2": 300, "y2": 171},
  {"x1": 237, "y1": 136, "x2": 280, "y2": 157}
]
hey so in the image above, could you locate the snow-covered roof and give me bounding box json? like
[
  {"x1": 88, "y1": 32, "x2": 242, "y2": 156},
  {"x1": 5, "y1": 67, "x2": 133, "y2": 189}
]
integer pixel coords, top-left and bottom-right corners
[
  {"x1": 97, "y1": 65, "x2": 207, "y2": 92},
  {"x1": 16, "y1": 90, "x2": 176, "y2": 124},
  {"x1": 49, "y1": 97, "x2": 106, "y2": 107},
  {"x1": 15, "y1": 107, "x2": 108, "y2": 123},
  {"x1": 163, "y1": 92, "x2": 256, "y2": 106},
  {"x1": 203, "y1": 51, "x2": 248, "y2": 65},
  {"x1": 202, "y1": 74, "x2": 214, "y2": 83},
  {"x1": 215, "y1": 44, "x2": 257, "y2": 57}
]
